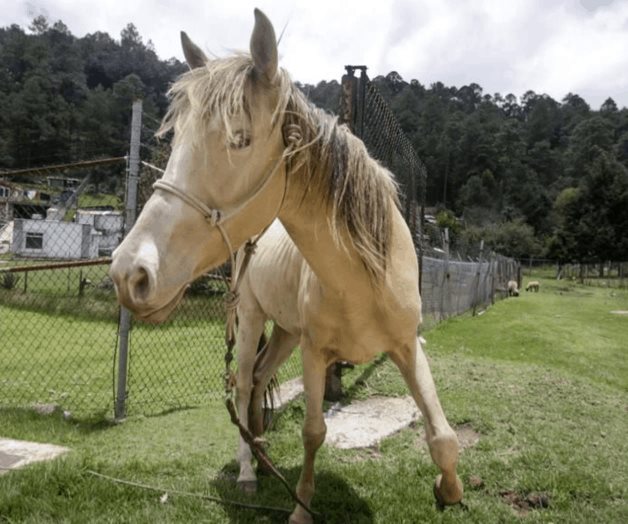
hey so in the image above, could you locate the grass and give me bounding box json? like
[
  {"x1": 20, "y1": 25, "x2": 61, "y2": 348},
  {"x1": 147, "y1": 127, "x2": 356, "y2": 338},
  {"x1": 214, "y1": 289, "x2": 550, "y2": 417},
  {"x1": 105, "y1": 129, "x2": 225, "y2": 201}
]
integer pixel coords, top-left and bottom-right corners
[
  {"x1": 1, "y1": 276, "x2": 627, "y2": 522},
  {"x1": 1, "y1": 266, "x2": 303, "y2": 417}
]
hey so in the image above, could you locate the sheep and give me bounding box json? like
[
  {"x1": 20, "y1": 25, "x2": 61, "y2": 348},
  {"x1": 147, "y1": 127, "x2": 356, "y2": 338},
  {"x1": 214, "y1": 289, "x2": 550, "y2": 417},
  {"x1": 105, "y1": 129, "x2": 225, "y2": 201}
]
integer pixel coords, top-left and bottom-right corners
[
  {"x1": 526, "y1": 281, "x2": 540, "y2": 292},
  {"x1": 507, "y1": 280, "x2": 520, "y2": 297}
]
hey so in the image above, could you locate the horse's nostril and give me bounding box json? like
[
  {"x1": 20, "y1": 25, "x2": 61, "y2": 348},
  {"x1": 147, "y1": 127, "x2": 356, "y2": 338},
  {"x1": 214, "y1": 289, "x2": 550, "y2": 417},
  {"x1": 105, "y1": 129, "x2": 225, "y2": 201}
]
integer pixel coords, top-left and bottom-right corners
[{"x1": 129, "y1": 266, "x2": 152, "y2": 303}]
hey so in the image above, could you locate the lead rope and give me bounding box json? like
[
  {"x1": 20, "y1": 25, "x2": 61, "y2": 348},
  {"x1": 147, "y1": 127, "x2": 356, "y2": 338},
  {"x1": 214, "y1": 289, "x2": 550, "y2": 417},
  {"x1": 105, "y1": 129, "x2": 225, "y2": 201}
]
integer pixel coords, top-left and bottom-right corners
[{"x1": 219, "y1": 125, "x2": 319, "y2": 520}]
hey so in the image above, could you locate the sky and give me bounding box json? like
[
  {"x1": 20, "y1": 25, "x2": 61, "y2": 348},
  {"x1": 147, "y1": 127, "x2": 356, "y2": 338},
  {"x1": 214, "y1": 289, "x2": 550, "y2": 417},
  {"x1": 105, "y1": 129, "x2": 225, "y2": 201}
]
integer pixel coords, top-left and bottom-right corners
[{"x1": 3, "y1": 0, "x2": 628, "y2": 109}]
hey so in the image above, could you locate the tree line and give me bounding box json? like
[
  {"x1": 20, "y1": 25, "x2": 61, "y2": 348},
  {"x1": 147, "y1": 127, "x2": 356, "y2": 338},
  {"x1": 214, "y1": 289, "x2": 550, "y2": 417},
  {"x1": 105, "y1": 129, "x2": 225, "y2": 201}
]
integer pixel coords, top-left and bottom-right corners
[
  {"x1": 0, "y1": 16, "x2": 185, "y2": 184},
  {"x1": 1, "y1": 18, "x2": 627, "y2": 263},
  {"x1": 302, "y1": 72, "x2": 628, "y2": 263}
]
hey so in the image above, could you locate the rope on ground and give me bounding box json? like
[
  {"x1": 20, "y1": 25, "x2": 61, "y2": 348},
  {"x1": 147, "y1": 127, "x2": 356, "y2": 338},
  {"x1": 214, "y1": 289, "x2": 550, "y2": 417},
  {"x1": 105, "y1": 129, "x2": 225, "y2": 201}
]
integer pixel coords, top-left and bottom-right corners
[{"x1": 85, "y1": 470, "x2": 294, "y2": 515}]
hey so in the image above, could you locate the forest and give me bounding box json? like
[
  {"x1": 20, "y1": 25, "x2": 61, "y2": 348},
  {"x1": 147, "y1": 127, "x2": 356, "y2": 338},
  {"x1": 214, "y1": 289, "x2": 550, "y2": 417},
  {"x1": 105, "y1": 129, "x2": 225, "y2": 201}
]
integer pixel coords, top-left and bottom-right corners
[{"x1": 1, "y1": 17, "x2": 627, "y2": 263}]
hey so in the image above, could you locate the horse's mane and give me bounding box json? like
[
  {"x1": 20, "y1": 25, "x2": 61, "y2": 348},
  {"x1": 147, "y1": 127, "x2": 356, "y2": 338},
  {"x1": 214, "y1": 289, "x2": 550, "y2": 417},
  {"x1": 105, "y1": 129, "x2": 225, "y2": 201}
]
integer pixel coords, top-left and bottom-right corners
[{"x1": 158, "y1": 54, "x2": 399, "y2": 281}]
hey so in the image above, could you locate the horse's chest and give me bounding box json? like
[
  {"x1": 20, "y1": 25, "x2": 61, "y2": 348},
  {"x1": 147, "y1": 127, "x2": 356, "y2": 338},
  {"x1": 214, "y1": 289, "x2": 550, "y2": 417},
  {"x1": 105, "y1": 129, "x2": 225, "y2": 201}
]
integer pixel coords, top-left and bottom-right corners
[{"x1": 305, "y1": 309, "x2": 404, "y2": 364}]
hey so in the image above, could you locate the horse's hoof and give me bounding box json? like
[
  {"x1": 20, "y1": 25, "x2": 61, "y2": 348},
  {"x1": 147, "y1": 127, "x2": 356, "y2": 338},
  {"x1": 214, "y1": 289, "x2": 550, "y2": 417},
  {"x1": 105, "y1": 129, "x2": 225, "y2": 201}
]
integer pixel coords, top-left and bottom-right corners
[
  {"x1": 236, "y1": 480, "x2": 257, "y2": 494},
  {"x1": 433, "y1": 474, "x2": 463, "y2": 507}
]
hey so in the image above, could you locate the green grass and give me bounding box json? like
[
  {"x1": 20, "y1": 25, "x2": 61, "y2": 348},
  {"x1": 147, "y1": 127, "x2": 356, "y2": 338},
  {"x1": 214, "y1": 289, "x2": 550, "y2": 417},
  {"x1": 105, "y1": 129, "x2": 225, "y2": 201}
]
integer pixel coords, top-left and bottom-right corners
[
  {"x1": 2, "y1": 273, "x2": 303, "y2": 417},
  {"x1": 77, "y1": 192, "x2": 122, "y2": 210},
  {"x1": 1, "y1": 277, "x2": 627, "y2": 522},
  {"x1": 427, "y1": 275, "x2": 628, "y2": 391}
]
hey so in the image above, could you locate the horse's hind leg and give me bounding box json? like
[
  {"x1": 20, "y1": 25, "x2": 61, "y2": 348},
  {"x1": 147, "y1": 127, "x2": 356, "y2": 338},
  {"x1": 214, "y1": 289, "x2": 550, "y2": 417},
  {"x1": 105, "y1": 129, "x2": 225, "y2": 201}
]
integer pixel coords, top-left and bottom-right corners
[
  {"x1": 235, "y1": 304, "x2": 266, "y2": 492},
  {"x1": 389, "y1": 338, "x2": 463, "y2": 506}
]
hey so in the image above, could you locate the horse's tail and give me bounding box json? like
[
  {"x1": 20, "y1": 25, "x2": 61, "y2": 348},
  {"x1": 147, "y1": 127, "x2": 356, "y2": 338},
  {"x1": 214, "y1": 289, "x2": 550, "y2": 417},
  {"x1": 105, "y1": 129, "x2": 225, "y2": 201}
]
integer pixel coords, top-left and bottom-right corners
[{"x1": 256, "y1": 331, "x2": 279, "y2": 432}]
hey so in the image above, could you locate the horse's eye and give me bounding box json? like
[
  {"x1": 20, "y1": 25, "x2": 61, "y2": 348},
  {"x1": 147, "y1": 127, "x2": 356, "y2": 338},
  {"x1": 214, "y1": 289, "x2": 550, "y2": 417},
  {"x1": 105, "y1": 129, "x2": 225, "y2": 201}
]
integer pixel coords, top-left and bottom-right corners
[{"x1": 229, "y1": 131, "x2": 251, "y2": 149}]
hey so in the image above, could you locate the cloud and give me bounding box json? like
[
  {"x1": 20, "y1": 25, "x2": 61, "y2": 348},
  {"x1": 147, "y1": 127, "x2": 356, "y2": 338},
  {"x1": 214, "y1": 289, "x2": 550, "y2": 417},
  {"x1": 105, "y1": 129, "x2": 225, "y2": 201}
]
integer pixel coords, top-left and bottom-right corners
[{"x1": 2, "y1": 0, "x2": 628, "y2": 108}]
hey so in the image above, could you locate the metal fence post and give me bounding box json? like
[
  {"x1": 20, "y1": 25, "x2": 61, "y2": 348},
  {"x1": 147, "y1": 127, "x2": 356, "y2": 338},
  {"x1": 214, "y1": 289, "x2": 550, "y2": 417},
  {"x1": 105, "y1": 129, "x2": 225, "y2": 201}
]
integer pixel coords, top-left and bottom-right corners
[
  {"x1": 472, "y1": 239, "x2": 485, "y2": 316},
  {"x1": 440, "y1": 228, "x2": 450, "y2": 322},
  {"x1": 115, "y1": 99, "x2": 142, "y2": 420}
]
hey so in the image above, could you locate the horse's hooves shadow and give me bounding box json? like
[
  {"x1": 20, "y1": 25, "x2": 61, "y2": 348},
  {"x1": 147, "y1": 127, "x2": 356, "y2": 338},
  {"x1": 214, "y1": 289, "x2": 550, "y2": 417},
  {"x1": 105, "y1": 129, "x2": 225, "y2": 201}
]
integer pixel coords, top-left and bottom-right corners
[{"x1": 212, "y1": 461, "x2": 374, "y2": 523}]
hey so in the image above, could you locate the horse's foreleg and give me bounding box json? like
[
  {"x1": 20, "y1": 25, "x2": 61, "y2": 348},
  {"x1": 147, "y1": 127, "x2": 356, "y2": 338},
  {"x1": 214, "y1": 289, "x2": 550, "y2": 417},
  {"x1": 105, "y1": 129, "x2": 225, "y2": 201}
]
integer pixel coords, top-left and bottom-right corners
[
  {"x1": 389, "y1": 338, "x2": 463, "y2": 505},
  {"x1": 249, "y1": 325, "x2": 298, "y2": 437},
  {"x1": 289, "y1": 346, "x2": 327, "y2": 524},
  {"x1": 235, "y1": 307, "x2": 266, "y2": 493}
]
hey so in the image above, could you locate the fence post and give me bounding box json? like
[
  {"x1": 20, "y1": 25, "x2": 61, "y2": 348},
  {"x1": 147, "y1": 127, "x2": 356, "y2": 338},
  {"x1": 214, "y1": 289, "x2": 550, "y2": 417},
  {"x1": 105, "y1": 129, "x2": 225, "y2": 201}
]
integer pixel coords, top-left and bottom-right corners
[
  {"x1": 472, "y1": 239, "x2": 485, "y2": 316},
  {"x1": 489, "y1": 253, "x2": 496, "y2": 305},
  {"x1": 440, "y1": 228, "x2": 450, "y2": 321},
  {"x1": 115, "y1": 99, "x2": 142, "y2": 420}
]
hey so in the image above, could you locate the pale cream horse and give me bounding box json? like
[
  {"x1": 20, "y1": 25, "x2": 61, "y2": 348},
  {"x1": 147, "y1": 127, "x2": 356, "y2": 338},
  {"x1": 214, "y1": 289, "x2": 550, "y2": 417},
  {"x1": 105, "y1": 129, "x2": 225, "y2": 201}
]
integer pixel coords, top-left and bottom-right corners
[{"x1": 110, "y1": 9, "x2": 462, "y2": 522}]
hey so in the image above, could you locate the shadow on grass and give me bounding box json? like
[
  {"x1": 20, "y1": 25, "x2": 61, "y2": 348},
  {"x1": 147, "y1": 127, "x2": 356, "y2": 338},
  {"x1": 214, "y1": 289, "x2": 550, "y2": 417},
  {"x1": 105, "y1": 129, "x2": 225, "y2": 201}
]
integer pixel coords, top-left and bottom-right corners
[
  {"x1": 0, "y1": 407, "x2": 117, "y2": 436},
  {"x1": 342, "y1": 353, "x2": 389, "y2": 400},
  {"x1": 212, "y1": 462, "x2": 374, "y2": 523},
  {"x1": 126, "y1": 403, "x2": 202, "y2": 419}
]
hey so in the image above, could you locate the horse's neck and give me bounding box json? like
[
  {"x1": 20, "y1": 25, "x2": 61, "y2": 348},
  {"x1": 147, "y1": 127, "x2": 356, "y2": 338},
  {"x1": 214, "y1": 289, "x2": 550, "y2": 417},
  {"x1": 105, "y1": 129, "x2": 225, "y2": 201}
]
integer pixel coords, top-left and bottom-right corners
[
  {"x1": 278, "y1": 169, "x2": 421, "y2": 332},
  {"x1": 278, "y1": 184, "x2": 369, "y2": 296}
]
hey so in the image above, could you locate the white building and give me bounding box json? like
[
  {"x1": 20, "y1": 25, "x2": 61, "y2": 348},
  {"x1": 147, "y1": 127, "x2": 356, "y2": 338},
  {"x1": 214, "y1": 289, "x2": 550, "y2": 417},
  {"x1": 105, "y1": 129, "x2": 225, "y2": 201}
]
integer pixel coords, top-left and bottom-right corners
[
  {"x1": 11, "y1": 218, "x2": 99, "y2": 259},
  {"x1": 0, "y1": 221, "x2": 13, "y2": 254},
  {"x1": 75, "y1": 210, "x2": 123, "y2": 256}
]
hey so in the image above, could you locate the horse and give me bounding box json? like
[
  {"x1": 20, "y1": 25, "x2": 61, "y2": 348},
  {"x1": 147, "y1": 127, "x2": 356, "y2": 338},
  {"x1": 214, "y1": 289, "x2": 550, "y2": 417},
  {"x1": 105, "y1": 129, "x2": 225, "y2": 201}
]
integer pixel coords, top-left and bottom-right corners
[
  {"x1": 526, "y1": 281, "x2": 540, "y2": 292},
  {"x1": 507, "y1": 280, "x2": 520, "y2": 297},
  {"x1": 109, "y1": 9, "x2": 462, "y2": 522}
]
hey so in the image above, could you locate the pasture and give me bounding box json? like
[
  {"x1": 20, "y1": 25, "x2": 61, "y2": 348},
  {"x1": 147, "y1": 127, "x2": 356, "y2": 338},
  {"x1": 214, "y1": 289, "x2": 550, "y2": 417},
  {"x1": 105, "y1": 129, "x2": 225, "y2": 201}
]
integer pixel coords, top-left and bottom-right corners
[{"x1": 1, "y1": 276, "x2": 626, "y2": 523}]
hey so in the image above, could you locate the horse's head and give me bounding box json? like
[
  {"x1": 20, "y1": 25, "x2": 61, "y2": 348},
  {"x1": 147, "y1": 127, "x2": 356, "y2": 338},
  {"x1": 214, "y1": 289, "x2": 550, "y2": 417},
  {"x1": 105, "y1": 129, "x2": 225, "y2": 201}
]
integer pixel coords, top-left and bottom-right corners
[{"x1": 110, "y1": 9, "x2": 288, "y2": 322}]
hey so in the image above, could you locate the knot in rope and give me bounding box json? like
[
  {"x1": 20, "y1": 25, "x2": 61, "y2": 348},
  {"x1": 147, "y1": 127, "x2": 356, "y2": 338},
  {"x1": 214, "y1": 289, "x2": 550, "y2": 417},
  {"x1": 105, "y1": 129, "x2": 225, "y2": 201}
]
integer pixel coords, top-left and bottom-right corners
[
  {"x1": 208, "y1": 209, "x2": 221, "y2": 226},
  {"x1": 223, "y1": 290, "x2": 240, "y2": 311},
  {"x1": 283, "y1": 124, "x2": 303, "y2": 149}
]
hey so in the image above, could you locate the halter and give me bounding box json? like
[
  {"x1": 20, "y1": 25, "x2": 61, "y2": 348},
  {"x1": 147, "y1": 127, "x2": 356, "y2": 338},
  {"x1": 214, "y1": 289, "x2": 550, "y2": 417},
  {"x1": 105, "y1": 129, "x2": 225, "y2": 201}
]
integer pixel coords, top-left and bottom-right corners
[{"x1": 152, "y1": 123, "x2": 303, "y2": 291}]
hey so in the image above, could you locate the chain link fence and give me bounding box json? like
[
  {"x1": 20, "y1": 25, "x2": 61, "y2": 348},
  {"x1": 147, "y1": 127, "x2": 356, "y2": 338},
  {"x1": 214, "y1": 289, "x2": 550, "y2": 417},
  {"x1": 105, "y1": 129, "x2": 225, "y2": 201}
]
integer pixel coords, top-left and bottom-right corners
[
  {"x1": 558, "y1": 261, "x2": 628, "y2": 288},
  {"x1": 420, "y1": 253, "x2": 520, "y2": 326},
  {"x1": 340, "y1": 67, "x2": 424, "y2": 240},
  {"x1": 0, "y1": 197, "x2": 241, "y2": 418}
]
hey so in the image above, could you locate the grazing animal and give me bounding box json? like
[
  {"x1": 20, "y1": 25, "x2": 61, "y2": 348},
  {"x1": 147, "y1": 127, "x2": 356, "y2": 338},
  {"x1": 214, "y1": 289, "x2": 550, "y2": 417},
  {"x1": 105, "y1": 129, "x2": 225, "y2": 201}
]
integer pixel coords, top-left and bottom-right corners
[
  {"x1": 109, "y1": 9, "x2": 462, "y2": 522},
  {"x1": 507, "y1": 280, "x2": 520, "y2": 297},
  {"x1": 526, "y1": 281, "x2": 540, "y2": 292}
]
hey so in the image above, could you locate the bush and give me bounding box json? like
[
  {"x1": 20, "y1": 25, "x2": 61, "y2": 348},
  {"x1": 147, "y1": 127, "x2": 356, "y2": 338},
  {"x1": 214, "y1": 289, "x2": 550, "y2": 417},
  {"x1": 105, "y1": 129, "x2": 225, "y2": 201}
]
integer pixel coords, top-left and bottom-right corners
[{"x1": 1, "y1": 272, "x2": 20, "y2": 290}]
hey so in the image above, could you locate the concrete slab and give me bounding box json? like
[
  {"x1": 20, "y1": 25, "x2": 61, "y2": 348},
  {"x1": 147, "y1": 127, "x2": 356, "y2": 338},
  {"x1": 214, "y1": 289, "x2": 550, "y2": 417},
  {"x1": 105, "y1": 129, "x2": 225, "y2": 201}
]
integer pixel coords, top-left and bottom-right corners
[
  {"x1": 275, "y1": 377, "x2": 304, "y2": 409},
  {"x1": 324, "y1": 396, "x2": 420, "y2": 449},
  {"x1": 272, "y1": 380, "x2": 420, "y2": 449},
  {"x1": 0, "y1": 438, "x2": 70, "y2": 475}
]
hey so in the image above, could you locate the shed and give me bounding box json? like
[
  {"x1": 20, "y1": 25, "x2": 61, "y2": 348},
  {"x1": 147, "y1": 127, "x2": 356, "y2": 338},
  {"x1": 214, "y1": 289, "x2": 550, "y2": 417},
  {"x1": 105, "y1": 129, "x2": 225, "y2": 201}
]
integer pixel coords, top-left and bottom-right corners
[
  {"x1": 11, "y1": 219, "x2": 99, "y2": 259},
  {"x1": 75, "y1": 210, "x2": 123, "y2": 256}
]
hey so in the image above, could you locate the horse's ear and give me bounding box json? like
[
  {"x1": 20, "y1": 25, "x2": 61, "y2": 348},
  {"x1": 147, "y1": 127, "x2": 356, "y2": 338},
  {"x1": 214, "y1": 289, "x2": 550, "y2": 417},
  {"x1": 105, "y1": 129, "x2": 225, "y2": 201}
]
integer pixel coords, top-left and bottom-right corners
[
  {"x1": 250, "y1": 8, "x2": 278, "y2": 83},
  {"x1": 180, "y1": 31, "x2": 207, "y2": 70}
]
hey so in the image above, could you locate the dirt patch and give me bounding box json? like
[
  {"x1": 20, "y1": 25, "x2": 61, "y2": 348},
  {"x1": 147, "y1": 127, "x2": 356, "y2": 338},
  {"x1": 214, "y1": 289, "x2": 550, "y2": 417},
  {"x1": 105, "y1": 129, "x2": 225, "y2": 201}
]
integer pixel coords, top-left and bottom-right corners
[
  {"x1": 456, "y1": 423, "x2": 481, "y2": 449},
  {"x1": 500, "y1": 490, "x2": 550, "y2": 516},
  {"x1": 325, "y1": 396, "x2": 419, "y2": 449},
  {"x1": 415, "y1": 422, "x2": 480, "y2": 452},
  {"x1": 610, "y1": 310, "x2": 628, "y2": 316}
]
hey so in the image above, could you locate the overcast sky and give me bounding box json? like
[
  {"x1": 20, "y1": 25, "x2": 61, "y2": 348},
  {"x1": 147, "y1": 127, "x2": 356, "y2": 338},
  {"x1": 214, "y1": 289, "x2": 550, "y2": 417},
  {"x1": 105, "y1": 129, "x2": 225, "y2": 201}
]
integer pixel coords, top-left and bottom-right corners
[{"x1": 4, "y1": 0, "x2": 628, "y2": 109}]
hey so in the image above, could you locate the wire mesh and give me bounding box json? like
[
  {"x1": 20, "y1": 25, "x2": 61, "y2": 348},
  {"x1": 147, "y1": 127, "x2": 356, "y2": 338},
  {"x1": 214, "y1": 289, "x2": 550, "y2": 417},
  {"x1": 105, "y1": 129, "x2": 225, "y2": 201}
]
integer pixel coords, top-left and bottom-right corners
[{"x1": 340, "y1": 68, "x2": 425, "y2": 241}]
